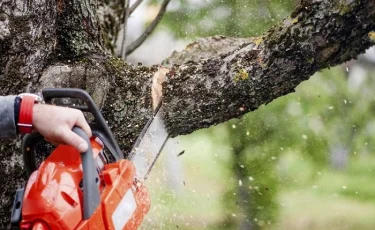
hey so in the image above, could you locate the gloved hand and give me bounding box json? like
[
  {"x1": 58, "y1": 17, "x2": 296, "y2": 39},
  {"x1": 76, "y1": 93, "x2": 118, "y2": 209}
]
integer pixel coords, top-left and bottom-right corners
[{"x1": 32, "y1": 104, "x2": 92, "y2": 152}]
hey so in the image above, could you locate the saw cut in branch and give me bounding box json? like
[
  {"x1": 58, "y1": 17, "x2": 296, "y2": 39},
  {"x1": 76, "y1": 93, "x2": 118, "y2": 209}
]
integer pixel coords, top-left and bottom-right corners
[
  {"x1": 125, "y1": 0, "x2": 171, "y2": 56},
  {"x1": 130, "y1": 0, "x2": 144, "y2": 15}
]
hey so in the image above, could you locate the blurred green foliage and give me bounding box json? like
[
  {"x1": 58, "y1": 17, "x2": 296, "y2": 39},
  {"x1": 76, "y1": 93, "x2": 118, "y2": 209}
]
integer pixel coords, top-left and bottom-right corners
[
  {"x1": 142, "y1": 0, "x2": 375, "y2": 229},
  {"x1": 207, "y1": 66, "x2": 375, "y2": 229},
  {"x1": 160, "y1": 0, "x2": 296, "y2": 38}
]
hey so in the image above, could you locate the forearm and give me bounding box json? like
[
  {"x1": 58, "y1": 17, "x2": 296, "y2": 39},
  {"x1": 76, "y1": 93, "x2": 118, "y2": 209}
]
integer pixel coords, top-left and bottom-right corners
[{"x1": 0, "y1": 96, "x2": 17, "y2": 139}]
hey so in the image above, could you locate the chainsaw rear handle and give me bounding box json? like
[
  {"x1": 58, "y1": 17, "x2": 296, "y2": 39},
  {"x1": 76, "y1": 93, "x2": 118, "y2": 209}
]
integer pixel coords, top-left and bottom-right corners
[
  {"x1": 20, "y1": 127, "x2": 100, "y2": 221},
  {"x1": 72, "y1": 126, "x2": 100, "y2": 220},
  {"x1": 42, "y1": 88, "x2": 123, "y2": 161}
]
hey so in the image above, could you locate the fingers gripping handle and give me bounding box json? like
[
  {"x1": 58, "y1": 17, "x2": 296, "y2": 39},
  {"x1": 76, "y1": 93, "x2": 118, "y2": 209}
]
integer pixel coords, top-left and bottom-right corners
[
  {"x1": 72, "y1": 127, "x2": 100, "y2": 220},
  {"x1": 42, "y1": 88, "x2": 124, "y2": 161}
]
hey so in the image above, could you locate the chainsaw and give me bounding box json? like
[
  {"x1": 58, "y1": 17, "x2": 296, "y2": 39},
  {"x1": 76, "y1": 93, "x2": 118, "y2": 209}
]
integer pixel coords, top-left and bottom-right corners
[{"x1": 10, "y1": 88, "x2": 169, "y2": 230}]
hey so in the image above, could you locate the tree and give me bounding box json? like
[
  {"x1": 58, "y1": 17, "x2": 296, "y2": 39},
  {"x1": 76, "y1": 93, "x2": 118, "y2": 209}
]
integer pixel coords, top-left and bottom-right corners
[{"x1": 1, "y1": 0, "x2": 375, "y2": 227}]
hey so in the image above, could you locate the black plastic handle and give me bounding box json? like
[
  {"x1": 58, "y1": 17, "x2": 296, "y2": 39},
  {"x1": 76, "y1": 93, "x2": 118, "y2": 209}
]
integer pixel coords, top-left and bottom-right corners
[
  {"x1": 72, "y1": 127, "x2": 100, "y2": 220},
  {"x1": 42, "y1": 88, "x2": 123, "y2": 161},
  {"x1": 10, "y1": 188, "x2": 24, "y2": 226},
  {"x1": 42, "y1": 88, "x2": 84, "y2": 102}
]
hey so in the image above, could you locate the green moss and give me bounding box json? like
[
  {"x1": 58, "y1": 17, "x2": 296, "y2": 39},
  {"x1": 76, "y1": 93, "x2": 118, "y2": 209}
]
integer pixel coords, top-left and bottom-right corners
[
  {"x1": 234, "y1": 69, "x2": 249, "y2": 82},
  {"x1": 107, "y1": 57, "x2": 127, "y2": 72},
  {"x1": 336, "y1": 1, "x2": 352, "y2": 16},
  {"x1": 76, "y1": 57, "x2": 90, "y2": 65},
  {"x1": 253, "y1": 37, "x2": 264, "y2": 46},
  {"x1": 368, "y1": 31, "x2": 375, "y2": 43},
  {"x1": 291, "y1": 17, "x2": 299, "y2": 24}
]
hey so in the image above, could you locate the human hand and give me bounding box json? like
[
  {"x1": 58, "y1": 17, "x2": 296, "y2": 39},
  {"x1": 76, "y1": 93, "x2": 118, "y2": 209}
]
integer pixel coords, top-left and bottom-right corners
[{"x1": 32, "y1": 104, "x2": 92, "y2": 152}]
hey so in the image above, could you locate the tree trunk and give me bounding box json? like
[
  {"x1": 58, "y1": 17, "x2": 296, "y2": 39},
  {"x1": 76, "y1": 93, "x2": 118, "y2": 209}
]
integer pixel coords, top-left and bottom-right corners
[{"x1": 1, "y1": 0, "x2": 375, "y2": 227}]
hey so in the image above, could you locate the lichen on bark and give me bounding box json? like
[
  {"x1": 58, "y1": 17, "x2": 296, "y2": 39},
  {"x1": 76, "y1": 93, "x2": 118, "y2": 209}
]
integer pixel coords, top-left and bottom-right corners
[{"x1": 162, "y1": 0, "x2": 375, "y2": 137}]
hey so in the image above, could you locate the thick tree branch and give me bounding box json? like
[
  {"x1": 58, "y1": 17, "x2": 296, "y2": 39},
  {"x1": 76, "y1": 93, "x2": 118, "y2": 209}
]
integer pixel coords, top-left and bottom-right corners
[
  {"x1": 125, "y1": 0, "x2": 171, "y2": 56},
  {"x1": 162, "y1": 1, "x2": 375, "y2": 136},
  {"x1": 162, "y1": 36, "x2": 253, "y2": 66}
]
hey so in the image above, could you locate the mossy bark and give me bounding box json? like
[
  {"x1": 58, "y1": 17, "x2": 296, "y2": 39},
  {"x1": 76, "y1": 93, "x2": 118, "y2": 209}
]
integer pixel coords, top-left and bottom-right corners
[
  {"x1": 163, "y1": 1, "x2": 375, "y2": 136},
  {"x1": 0, "y1": 0, "x2": 375, "y2": 227},
  {"x1": 0, "y1": 0, "x2": 153, "y2": 227}
]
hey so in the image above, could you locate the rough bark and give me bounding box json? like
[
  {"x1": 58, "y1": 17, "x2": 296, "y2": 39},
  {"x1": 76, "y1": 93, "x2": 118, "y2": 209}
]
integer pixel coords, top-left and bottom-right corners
[
  {"x1": 0, "y1": 0, "x2": 154, "y2": 226},
  {"x1": 0, "y1": 0, "x2": 375, "y2": 227},
  {"x1": 162, "y1": 1, "x2": 375, "y2": 136}
]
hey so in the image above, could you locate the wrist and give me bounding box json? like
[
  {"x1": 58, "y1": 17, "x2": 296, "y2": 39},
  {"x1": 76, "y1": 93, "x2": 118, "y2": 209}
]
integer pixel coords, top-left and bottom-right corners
[
  {"x1": 16, "y1": 93, "x2": 43, "y2": 134},
  {"x1": 14, "y1": 97, "x2": 21, "y2": 134},
  {"x1": 32, "y1": 104, "x2": 42, "y2": 132}
]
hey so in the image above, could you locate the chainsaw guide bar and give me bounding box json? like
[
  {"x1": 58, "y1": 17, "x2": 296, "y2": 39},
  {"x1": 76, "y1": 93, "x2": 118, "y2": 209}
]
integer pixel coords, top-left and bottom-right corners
[{"x1": 128, "y1": 104, "x2": 170, "y2": 181}]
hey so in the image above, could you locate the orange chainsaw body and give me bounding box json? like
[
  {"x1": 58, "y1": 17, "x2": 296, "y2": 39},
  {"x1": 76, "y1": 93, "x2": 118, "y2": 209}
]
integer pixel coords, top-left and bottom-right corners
[{"x1": 20, "y1": 138, "x2": 150, "y2": 230}]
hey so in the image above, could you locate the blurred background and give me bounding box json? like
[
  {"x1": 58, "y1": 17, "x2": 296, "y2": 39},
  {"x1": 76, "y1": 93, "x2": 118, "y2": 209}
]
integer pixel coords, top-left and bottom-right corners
[{"x1": 123, "y1": 0, "x2": 375, "y2": 229}]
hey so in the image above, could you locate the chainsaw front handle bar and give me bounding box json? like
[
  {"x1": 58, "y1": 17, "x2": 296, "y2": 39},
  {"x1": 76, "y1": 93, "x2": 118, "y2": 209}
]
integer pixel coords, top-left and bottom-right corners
[
  {"x1": 42, "y1": 88, "x2": 123, "y2": 161},
  {"x1": 72, "y1": 126, "x2": 100, "y2": 220}
]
